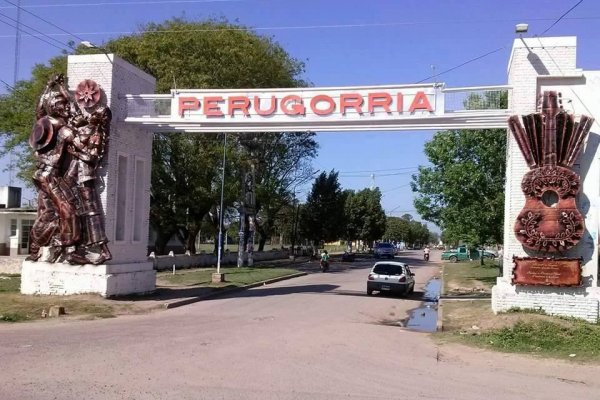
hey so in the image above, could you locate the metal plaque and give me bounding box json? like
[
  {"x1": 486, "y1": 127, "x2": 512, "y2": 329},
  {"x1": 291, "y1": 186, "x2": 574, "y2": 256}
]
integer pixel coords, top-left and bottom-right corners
[{"x1": 512, "y1": 256, "x2": 582, "y2": 287}]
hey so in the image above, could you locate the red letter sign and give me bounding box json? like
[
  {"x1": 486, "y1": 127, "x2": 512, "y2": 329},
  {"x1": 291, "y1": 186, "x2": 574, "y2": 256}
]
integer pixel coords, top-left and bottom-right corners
[
  {"x1": 408, "y1": 91, "x2": 433, "y2": 113},
  {"x1": 368, "y1": 92, "x2": 392, "y2": 114},
  {"x1": 204, "y1": 96, "x2": 224, "y2": 117},
  {"x1": 310, "y1": 95, "x2": 336, "y2": 116},
  {"x1": 228, "y1": 96, "x2": 250, "y2": 116},
  {"x1": 340, "y1": 93, "x2": 364, "y2": 115},
  {"x1": 254, "y1": 96, "x2": 277, "y2": 116},
  {"x1": 281, "y1": 95, "x2": 305, "y2": 116},
  {"x1": 179, "y1": 97, "x2": 200, "y2": 117}
]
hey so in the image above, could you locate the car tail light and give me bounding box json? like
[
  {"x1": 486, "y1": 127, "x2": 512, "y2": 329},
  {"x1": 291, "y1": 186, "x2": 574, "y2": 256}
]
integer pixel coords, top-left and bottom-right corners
[
  {"x1": 398, "y1": 276, "x2": 407, "y2": 283},
  {"x1": 368, "y1": 274, "x2": 375, "y2": 280}
]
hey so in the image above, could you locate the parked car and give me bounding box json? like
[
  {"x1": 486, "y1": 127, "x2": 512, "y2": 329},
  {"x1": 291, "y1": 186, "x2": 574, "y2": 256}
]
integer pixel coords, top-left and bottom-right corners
[
  {"x1": 367, "y1": 261, "x2": 415, "y2": 296},
  {"x1": 441, "y1": 246, "x2": 496, "y2": 262},
  {"x1": 374, "y1": 242, "x2": 396, "y2": 259}
]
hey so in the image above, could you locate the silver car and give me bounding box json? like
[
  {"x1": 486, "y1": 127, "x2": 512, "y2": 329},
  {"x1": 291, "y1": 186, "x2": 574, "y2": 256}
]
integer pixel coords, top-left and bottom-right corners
[
  {"x1": 374, "y1": 242, "x2": 396, "y2": 259},
  {"x1": 367, "y1": 261, "x2": 415, "y2": 296}
]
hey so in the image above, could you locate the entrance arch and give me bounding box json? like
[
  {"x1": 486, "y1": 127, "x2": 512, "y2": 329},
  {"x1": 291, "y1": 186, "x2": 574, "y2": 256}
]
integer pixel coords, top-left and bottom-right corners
[{"x1": 21, "y1": 36, "x2": 600, "y2": 324}]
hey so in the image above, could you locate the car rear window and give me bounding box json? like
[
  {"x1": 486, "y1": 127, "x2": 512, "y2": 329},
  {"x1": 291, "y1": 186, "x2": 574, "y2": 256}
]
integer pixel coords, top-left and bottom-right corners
[
  {"x1": 373, "y1": 264, "x2": 404, "y2": 275},
  {"x1": 376, "y1": 243, "x2": 394, "y2": 248}
]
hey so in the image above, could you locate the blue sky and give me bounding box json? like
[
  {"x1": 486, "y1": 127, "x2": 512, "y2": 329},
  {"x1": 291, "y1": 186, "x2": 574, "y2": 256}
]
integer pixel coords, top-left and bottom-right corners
[{"x1": 1, "y1": 0, "x2": 599, "y2": 229}]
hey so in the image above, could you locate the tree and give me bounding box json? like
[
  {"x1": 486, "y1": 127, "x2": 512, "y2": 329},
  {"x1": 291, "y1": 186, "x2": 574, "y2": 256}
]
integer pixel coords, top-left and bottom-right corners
[
  {"x1": 344, "y1": 188, "x2": 386, "y2": 249},
  {"x1": 411, "y1": 128, "x2": 506, "y2": 246},
  {"x1": 0, "y1": 18, "x2": 316, "y2": 255},
  {"x1": 411, "y1": 91, "x2": 507, "y2": 248},
  {"x1": 384, "y1": 216, "x2": 410, "y2": 243},
  {"x1": 299, "y1": 171, "x2": 346, "y2": 247}
]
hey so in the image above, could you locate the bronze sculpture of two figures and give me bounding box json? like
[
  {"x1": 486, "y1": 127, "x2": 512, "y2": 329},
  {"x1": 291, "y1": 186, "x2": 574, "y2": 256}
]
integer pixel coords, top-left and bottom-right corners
[{"x1": 27, "y1": 74, "x2": 112, "y2": 265}]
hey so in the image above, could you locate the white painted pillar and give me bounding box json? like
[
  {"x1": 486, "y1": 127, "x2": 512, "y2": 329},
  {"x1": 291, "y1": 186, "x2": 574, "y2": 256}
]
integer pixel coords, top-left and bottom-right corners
[
  {"x1": 493, "y1": 37, "x2": 600, "y2": 321},
  {"x1": 21, "y1": 54, "x2": 157, "y2": 296}
]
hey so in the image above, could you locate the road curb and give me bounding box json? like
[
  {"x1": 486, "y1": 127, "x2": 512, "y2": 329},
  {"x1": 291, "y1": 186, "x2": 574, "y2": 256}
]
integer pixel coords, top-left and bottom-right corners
[
  {"x1": 437, "y1": 264, "x2": 445, "y2": 331},
  {"x1": 164, "y1": 272, "x2": 308, "y2": 309}
]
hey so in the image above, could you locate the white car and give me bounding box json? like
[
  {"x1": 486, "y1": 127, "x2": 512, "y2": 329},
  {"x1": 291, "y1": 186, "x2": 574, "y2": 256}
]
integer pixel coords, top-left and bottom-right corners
[
  {"x1": 367, "y1": 261, "x2": 415, "y2": 296},
  {"x1": 374, "y1": 242, "x2": 396, "y2": 259}
]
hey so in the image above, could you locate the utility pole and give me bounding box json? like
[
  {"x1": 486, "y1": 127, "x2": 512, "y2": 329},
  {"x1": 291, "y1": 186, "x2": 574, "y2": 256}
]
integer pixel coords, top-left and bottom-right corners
[{"x1": 9, "y1": 0, "x2": 21, "y2": 186}]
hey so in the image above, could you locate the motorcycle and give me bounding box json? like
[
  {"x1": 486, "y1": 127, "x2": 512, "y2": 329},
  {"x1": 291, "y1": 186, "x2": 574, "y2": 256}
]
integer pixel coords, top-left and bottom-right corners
[
  {"x1": 320, "y1": 260, "x2": 329, "y2": 272},
  {"x1": 423, "y1": 252, "x2": 430, "y2": 261}
]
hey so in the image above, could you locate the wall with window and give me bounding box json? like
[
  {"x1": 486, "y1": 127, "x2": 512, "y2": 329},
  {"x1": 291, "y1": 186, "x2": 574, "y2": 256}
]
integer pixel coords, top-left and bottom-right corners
[{"x1": 0, "y1": 211, "x2": 36, "y2": 256}]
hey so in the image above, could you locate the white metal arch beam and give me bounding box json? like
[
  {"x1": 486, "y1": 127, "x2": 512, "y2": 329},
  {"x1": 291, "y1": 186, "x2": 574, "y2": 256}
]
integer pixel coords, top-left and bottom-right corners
[{"x1": 123, "y1": 84, "x2": 511, "y2": 133}]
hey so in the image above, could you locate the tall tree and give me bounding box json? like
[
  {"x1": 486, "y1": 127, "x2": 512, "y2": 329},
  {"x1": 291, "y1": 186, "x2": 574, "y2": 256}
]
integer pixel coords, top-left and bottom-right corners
[
  {"x1": 299, "y1": 171, "x2": 346, "y2": 246},
  {"x1": 411, "y1": 128, "x2": 506, "y2": 246},
  {"x1": 411, "y1": 91, "x2": 507, "y2": 247},
  {"x1": 344, "y1": 188, "x2": 387, "y2": 249},
  {"x1": 384, "y1": 216, "x2": 410, "y2": 243},
  {"x1": 0, "y1": 18, "x2": 316, "y2": 254}
]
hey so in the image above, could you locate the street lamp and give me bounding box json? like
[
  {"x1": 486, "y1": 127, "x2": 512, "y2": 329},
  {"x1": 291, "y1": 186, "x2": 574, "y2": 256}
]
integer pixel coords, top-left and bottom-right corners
[
  {"x1": 80, "y1": 41, "x2": 112, "y2": 62},
  {"x1": 214, "y1": 132, "x2": 227, "y2": 283}
]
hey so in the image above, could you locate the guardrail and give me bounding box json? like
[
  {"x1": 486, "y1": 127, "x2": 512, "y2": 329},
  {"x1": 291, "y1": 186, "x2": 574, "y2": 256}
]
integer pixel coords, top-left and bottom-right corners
[{"x1": 443, "y1": 85, "x2": 511, "y2": 113}]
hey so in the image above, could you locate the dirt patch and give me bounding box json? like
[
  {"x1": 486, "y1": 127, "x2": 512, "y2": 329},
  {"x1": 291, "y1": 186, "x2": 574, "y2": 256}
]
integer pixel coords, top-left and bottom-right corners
[
  {"x1": 440, "y1": 299, "x2": 574, "y2": 333},
  {"x1": 0, "y1": 292, "x2": 162, "y2": 322}
]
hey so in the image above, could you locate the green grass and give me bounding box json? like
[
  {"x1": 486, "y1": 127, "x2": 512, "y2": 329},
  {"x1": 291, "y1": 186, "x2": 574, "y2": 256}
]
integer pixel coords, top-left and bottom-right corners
[
  {"x1": 157, "y1": 266, "x2": 298, "y2": 287},
  {"x1": 443, "y1": 261, "x2": 500, "y2": 295},
  {"x1": 0, "y1": 274, "x2": 21, "y2": 293},
  {"x1": 463, "y1": 319, "x2": 600, "y2": 360}
]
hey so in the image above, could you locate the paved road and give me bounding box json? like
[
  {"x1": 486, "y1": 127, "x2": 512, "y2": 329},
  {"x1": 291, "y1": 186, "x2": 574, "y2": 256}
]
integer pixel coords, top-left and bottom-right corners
[{"x1": 1, "y1": 251, "x2": 599, "y2": 399}]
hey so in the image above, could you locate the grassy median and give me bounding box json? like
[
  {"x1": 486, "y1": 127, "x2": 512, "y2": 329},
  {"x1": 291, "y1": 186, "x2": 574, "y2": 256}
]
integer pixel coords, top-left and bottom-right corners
[
  {"x1": 440, "y1": 261, "x2": 600, "y2": 362},
  {"x1": 1, "y1": 266, "x2": 300, "y2": 323},
  {"x1": 442, "y1": 261, "x2": 499, "y2": 296},
  {"x1": 156, "y1": 266, "x2": 299, "y2": 287},
  {"x1": 440, "y1": 300, "x2": 600, "y2": 361}
]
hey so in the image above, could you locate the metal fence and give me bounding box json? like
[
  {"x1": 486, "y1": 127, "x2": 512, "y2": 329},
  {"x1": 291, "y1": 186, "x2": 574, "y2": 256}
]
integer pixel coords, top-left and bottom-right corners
[
  {"x1": 125, "y1": 95, "x2": 172, "y2": 118},
  {"x1": 443, "y1": 86, "x2": 511, "y2": 113}
]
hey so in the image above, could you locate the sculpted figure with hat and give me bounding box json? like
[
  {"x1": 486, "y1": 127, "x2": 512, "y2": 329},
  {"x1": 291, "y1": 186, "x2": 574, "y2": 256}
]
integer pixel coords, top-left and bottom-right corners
[{"x1": 27, "y1": 75, "x2": 92, "y2": 264}]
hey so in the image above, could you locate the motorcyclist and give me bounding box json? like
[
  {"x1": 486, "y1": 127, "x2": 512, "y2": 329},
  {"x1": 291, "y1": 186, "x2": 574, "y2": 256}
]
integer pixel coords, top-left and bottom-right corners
[
  {"x1": 320, "y1": 250, "x2": 330, "y2": 271},
  {"x1": 423, "y1": 246, "x2": 430, "y2": 261}
]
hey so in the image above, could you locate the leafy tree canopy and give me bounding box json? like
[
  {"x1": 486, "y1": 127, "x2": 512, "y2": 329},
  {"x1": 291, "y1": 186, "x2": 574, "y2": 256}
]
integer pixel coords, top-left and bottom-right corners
[
  {"x1": 0, "y1": 18, "x2": 317, "y2": 254},
  {"x1": 344, "y1": 188, "x2": 386, "y2": 246},
  {"x1": 299, "y1": 171, "x2": 346, "y2": 245},
  {"x1": 411, "y1": 128, "x2": 506, "y2": 246}
]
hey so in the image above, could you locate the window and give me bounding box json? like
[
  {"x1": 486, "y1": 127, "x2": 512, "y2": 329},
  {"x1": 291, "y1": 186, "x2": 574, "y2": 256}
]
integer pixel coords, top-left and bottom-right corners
[
  {"x1": 10, "y1": 219, "x2": 17, "y2": 236},
  {"x1": 20, "y1": 219, "x2": 34, "y2": 250},
  {"x1": 373, "y1": 264, "x2": 405, "y2": 275}
]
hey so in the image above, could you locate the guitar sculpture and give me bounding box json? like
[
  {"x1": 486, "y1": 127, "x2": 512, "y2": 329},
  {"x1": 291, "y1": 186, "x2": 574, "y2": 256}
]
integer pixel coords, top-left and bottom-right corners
[{"x1": 508, "y1": 91, "x2": 594, "y2": 253}]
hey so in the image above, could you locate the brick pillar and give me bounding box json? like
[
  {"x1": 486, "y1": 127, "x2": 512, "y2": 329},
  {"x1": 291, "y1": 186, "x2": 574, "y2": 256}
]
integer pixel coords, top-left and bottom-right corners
[
  {"x1": 493, "y1": 36, "x2": 600, "y2": 321},
  {"x1": 21, "y1": 54, "x2": 157, "y2": 297}
]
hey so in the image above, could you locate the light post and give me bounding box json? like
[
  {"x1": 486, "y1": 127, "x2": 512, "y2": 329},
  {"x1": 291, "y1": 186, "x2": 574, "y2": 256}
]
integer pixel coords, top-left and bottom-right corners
[{"x1": 213, "y1": 132, "x2": 227, "y2": 283}]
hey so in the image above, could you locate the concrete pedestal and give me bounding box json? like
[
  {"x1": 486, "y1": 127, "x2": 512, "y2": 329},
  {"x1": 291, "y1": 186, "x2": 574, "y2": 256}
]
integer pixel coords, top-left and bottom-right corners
[{"x1": 21, "y1": 261, "x2": 155, "y2": 297}]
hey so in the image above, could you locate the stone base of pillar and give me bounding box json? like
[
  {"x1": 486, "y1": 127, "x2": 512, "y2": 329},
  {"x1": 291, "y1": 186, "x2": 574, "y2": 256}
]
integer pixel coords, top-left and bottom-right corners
[
  {"x1": 492, "y1": 278, "x2": 600, "y2": 322},
  {"x1": 211, "y1": 273, "x2": 225, "y2": 283},
  {"x1": 20, "y1": 260, "x2": 155, "y2": 297}
]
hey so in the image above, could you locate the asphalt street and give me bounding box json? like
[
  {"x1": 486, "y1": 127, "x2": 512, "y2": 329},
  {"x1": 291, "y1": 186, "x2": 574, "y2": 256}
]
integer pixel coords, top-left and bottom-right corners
[{"x1": 1, "y1": 251, "x2": 599, "y2": 399}]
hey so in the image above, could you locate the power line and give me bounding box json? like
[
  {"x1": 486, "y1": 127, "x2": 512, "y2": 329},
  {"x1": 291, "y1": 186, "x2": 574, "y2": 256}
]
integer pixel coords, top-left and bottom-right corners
[
  {"x1": 2, "y1": 16, "x2": 600, "y2": 39},
  {"x1": 0, "y1": 17, "x2": 67, "y2": 51},
  {"x1": 4, "y1": 0, "x2": 88, "y2": 44},
  {"x1": 0, "y1": 0, "x2": 240, "y2": 8},
  {"x1": 0, "y1": 11, "x2": 71, "y2": 51},
  {"x1": 0, "y1": 78, "x2": 15, "y2": 90},
  {"x1": 337, "y1": 167, "x2": 418, "y2": 174},
  {"x1": 414, "y1": 46, "x2": 506, "y2": 84},
  {"x1": 339, "y1": 170, "x2": 417, "y2": 178},
  {"x1": 540, "y1": 0, "x2": 584, "y2": 36},
  {"x1": 382, "y1": 183, "x2": 411, "y2": 194}
]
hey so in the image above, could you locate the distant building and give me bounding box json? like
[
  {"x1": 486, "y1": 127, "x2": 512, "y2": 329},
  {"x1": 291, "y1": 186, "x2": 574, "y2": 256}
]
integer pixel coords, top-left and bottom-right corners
[{"x1": 0, "y1": 187, "x2": 36, "y2": 256}]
